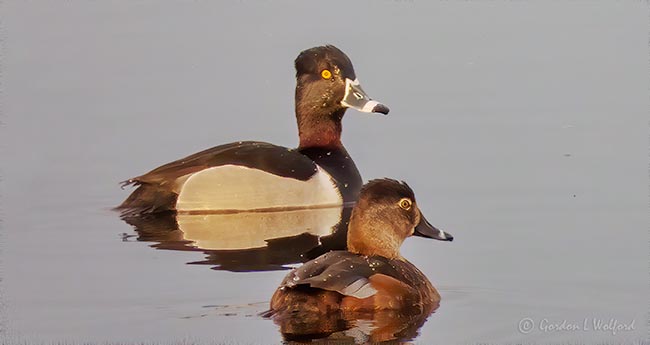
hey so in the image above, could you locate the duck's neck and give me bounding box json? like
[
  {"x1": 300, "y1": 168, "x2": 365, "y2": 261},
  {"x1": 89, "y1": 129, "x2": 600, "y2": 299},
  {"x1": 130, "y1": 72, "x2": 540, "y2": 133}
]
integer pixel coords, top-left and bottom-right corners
[
  {"x1": 347, "y1": 206, "x2": 404, "y2": 260},
  {"x1": 295, "y1": 87, "x2": 346, "y2": 150},
  {"x1": 296, "y1": 108, "x2": 345, "y2": 149}
]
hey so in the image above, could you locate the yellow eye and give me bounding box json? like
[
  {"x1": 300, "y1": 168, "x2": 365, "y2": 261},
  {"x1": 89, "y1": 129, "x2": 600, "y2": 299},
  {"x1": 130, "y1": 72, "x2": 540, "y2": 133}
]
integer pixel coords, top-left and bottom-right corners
[
  {"x1": 321, "y1": 69, "x2": 332, "y2": 79},
  {"x1": 399, "y1": 198, "x2": 412, "y2": 210}
]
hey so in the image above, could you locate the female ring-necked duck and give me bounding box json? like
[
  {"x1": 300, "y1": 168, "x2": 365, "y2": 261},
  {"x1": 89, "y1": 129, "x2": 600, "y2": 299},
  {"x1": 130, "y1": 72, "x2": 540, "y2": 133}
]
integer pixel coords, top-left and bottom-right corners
[
  {"x1": 266, "y1": 179, "x2": 453, "y2": 315},
  {"x1": 116, "y1": 45, "x2": 389, "y2": 216}
]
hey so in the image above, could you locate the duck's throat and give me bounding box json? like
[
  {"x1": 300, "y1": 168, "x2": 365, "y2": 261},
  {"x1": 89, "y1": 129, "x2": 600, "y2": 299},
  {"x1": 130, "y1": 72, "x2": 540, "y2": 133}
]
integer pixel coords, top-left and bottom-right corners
[
  {"x1": 347, "y1": 213, "x2": 403, "y2": 260},
  {"x1": 297, "y1": 109, "x2": 345, "y2": 149}
]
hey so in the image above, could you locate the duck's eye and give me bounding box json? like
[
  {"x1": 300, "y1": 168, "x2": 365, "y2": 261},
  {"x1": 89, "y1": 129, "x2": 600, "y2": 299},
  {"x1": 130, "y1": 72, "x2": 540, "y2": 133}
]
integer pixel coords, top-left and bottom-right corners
[
  {"x1": 321, "y1": 69, "x2": 332, "y2": 79},
  {"x1": 398, "y1": 198, "x2": 412, "y2": 210}
]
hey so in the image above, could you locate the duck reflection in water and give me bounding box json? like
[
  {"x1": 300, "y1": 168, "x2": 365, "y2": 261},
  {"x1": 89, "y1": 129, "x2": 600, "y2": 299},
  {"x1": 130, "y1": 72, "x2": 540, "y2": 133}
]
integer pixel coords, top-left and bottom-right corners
[
  {"x1": 262, "y1": 179, "x2": 453, "y2": 343},
  {"x1": 119, "y1": 205, "x2": 353, "y2": 271},
  {"x1": 269, "y1": 308, "x2": 434, "y2": 344}
]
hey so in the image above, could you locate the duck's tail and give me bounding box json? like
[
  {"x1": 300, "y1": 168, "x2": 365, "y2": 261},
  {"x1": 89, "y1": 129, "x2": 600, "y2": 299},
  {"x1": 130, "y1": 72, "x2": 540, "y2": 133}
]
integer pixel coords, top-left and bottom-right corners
[{"x1": 114, "y1": 181, "x2": 177, "y2": 217}]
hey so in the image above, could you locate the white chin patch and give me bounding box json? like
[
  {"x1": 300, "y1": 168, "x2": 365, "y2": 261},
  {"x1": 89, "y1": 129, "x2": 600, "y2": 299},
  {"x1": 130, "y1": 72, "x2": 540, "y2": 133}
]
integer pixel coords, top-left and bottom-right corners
[{"x1": 175, "y1": 165, "x2": 342, "y2": 212}]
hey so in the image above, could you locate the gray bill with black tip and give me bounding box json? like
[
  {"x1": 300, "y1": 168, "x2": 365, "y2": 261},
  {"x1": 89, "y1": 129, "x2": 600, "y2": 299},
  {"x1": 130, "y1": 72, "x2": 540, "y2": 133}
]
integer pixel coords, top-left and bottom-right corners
[
  {"x1": 414, "y1": 212, "x2": 453, "y2": 241},
  {"x1": 341, "y1": 78, "x2": 390, "y2": 115}
]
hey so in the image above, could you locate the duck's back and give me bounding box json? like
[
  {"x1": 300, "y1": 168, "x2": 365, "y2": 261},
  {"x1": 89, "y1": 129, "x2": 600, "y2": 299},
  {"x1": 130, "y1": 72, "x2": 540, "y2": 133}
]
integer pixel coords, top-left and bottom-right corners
[
  {"x1": 269, "y1": 251, "x2": 439, "y2": 315},
  {"x1": 117, "y1": 141, "x2": 359, "y2": 216}
]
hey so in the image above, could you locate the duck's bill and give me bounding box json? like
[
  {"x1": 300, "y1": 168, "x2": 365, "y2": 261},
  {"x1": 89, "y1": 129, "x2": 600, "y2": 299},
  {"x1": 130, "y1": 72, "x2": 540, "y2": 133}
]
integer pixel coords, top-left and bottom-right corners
[
  {"x1": 341, "y1": 78, "x2": 389, "y2": 115},
  {"x1": 414, "y1": 212, "x2": 453, "y2": 241}
]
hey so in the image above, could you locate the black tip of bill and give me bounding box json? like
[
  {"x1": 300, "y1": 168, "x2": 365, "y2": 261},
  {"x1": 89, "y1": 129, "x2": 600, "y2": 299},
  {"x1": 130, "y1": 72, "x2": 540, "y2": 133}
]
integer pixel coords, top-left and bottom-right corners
[
  {"x1": 372, "y1": 103, "x2": 390, "y2": 115},
  {"x1": 414, "y1": 213, "x2": 453, "y2": 242}
]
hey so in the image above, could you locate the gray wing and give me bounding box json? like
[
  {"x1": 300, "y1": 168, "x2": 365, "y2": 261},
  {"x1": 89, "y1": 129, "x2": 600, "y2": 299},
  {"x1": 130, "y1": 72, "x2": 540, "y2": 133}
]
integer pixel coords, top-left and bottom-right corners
[{"x1": 280, "y1": 251, "x2": 401, "y2": 299}]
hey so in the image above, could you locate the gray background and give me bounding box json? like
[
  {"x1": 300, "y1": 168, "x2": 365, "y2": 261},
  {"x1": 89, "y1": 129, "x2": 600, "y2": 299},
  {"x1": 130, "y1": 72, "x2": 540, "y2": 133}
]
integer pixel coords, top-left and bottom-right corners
[{"x1": 1, "y1": 1, "x2": 648, "y2": 344}]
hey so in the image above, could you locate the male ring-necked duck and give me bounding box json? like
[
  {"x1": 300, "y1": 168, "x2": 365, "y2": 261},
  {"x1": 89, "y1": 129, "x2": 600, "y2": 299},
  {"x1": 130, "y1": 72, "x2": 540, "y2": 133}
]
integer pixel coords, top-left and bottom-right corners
[
  {"x1": 266, "y1": 179, "x2": 453, "y2": 315},
  {"x1": 116, "y1": 45, "x2": 389, "y2": 216}
]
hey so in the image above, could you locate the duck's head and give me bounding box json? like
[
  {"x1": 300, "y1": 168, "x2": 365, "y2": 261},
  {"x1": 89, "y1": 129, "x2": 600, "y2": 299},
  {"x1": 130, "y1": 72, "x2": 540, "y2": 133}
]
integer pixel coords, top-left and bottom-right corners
[
  {"x1": 347, "y1": 179, "x2": 453, "y2": 259},
  {"x1": 294, "y1": 45, "x2": 389, "y2": 148}
]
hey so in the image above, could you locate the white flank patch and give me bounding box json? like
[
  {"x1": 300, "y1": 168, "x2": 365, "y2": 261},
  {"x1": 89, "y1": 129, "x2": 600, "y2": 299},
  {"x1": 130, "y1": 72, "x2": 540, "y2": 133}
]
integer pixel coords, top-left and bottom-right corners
[
  {"x1": 176, "y1": 207, "x2": 342, "y2": 250},
  {"x1": 176, "y1": 165, "x2": 342, "y2": 212}
]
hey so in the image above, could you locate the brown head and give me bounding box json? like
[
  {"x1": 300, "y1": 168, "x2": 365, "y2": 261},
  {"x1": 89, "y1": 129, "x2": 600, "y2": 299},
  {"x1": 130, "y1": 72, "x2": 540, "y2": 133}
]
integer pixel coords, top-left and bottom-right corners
[
  {"x1": 347, "y1": 179, "x2": 453, "y2": 259},
  {"x1": 294, "y1": 45, "x2": 389, "y2": 149}
]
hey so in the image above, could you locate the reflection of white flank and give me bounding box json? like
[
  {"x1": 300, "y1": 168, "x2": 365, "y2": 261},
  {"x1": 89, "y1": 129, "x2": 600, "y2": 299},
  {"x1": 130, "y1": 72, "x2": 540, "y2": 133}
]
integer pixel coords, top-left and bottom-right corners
[
  {"x1": 175, "y1": 165, "x2": 342, "y2": 212},
  {"x1": 177, "y1": 207, "x2": 343, "y2": 250}
]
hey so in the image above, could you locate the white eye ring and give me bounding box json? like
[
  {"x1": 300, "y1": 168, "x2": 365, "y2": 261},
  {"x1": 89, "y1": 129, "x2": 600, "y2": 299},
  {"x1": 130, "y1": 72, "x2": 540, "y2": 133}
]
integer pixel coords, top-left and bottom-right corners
[{"x1": 398, "y1": 198, "x2": 412, "y2": 210}]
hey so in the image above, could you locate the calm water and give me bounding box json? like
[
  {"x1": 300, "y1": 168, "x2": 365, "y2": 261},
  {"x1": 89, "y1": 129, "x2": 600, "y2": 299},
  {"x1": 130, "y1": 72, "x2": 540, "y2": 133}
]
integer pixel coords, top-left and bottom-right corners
[{"x1": 2, "y1": 1, "x2": 649, "y2": 344}]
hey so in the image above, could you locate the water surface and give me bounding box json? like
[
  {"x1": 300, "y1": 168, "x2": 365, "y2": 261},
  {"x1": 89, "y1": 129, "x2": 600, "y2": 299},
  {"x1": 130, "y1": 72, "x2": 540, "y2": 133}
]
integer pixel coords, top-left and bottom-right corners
[{"x1": 2, "y1": 1, "x2": 648, "y2": 344}]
